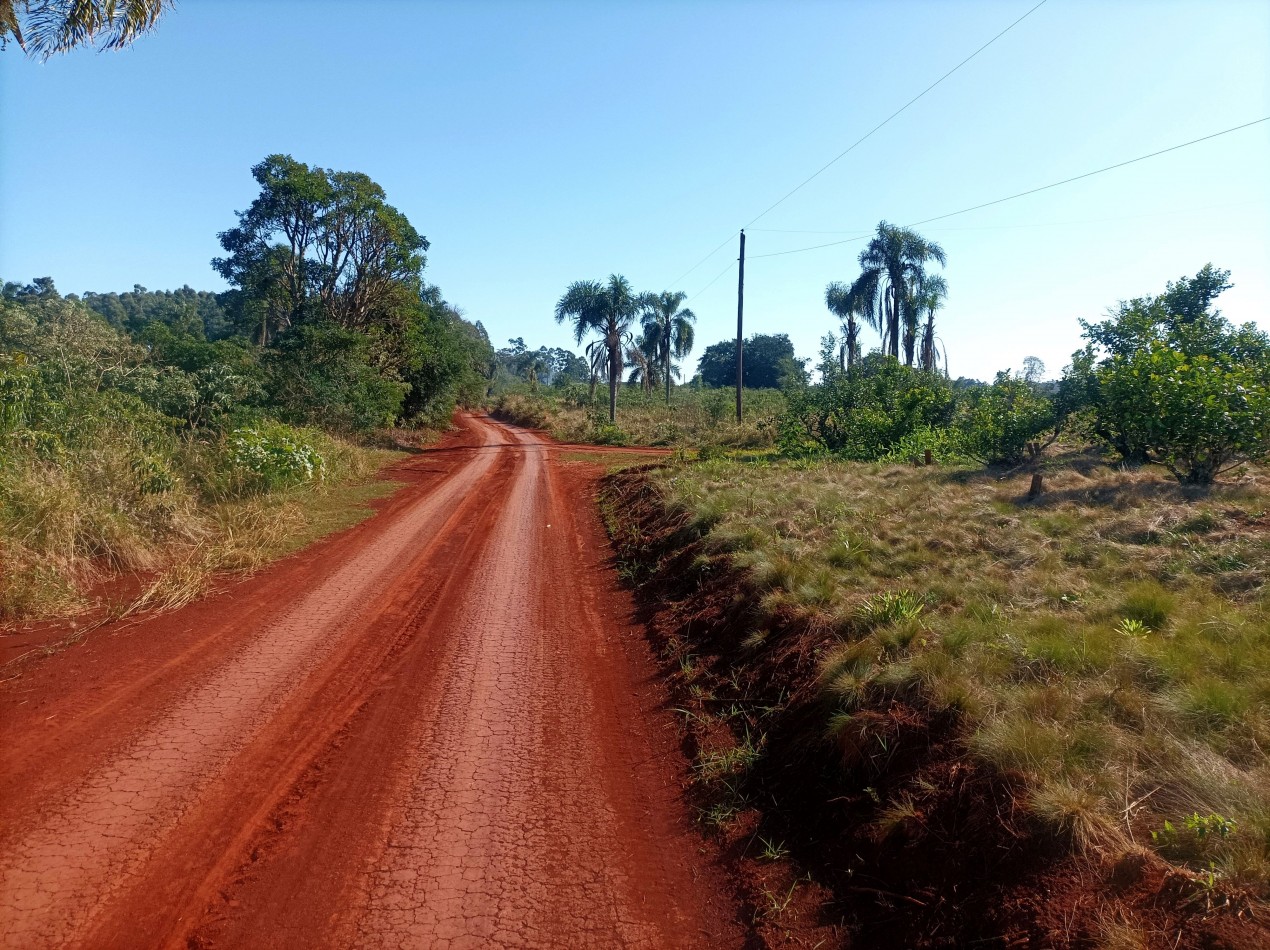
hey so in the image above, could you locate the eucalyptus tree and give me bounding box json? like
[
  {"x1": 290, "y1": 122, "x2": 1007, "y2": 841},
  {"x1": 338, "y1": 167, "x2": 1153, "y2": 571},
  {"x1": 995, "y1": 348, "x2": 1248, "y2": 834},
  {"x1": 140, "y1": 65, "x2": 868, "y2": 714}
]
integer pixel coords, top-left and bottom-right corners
[
  {"x1": 1, "y1": 0, "x2": 169, "y2": 58},
  {"x1": 840, "y1": 222, "x2": 946, "y2": 364},
  {"x1": 554, "y1": 274, "x2": 640, "y2": 422},
  {"x1": 640, "y1": 291, "x2": 696, "y2": 404},
  {"x1": 915, "y1": 273, "x2": 948, "y2": 373}
]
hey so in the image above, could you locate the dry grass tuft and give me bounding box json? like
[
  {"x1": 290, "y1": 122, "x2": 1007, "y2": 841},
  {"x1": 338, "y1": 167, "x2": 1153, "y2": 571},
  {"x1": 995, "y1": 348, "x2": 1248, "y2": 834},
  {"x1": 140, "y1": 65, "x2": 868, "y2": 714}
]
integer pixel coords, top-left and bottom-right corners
[{"x1": 1, "y1": 430, "x2": 400, "y2": 622}]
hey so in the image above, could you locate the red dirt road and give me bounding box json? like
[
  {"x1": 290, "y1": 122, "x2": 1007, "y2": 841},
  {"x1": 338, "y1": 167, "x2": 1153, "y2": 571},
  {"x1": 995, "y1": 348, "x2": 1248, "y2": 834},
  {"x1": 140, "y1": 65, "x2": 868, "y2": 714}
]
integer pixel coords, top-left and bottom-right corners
[{"x1": 0, "y1": 415, "x2": 740, "y2": 949}]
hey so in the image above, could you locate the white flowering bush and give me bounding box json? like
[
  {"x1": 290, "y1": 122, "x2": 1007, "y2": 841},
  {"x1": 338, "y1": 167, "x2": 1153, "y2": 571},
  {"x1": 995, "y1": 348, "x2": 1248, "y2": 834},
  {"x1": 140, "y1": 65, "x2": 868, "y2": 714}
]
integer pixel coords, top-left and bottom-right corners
[{"x1": 227, "y1": 424, "x2": 325, "y2": 491}]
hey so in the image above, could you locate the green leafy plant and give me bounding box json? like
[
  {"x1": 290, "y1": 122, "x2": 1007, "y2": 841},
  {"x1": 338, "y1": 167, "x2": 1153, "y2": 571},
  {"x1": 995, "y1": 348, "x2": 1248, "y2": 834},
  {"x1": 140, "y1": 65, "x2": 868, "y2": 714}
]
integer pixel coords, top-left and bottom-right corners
[
  {"x1": 955, "y1": 371, "x2": 1056, "y2": 466},
  {"x1": 856, "y1": 590, "x2": 925, "y2": 628},
  {"x1": 1066, "y1": 265, "x2": 1270, "y2": 484},
  {"x1": 227, "y1": 424, "x2": 325, "y2": 491},
  {"x1": 1152, "y1": 813, "x2": 1237, "y2": 865}
]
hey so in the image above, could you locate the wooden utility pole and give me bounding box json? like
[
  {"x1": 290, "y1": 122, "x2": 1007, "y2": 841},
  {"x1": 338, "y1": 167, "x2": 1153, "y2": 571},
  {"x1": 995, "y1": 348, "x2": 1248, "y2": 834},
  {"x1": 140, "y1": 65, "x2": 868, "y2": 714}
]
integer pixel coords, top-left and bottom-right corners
[{"x1": 735, "y1": 229, "x2": 745, "y2": 424}]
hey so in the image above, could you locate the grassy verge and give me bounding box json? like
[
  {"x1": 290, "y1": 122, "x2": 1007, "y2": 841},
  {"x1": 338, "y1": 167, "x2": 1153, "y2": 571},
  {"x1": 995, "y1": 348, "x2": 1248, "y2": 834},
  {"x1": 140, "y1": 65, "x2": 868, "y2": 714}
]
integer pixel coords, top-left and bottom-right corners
[
  {"x1": 490, "y1": 385, "x2": 785, "y2": 449},
  {"x1": 1, "y1": 428, "x2": 403, "y2": 621},
  {"x1": 603, "y1": 451, "x2": 1268, "y2": 947}
]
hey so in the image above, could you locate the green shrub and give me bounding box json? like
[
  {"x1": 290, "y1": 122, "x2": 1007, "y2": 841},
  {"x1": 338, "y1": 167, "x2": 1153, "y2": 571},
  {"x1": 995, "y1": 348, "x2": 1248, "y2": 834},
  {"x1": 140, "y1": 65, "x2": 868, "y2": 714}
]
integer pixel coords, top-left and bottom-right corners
[
  {"x1": 781, "y1": 355, "x2": 955, "y2": 459},
  {"x1": 1097, "y1": 343, "x2": 1269, "y2": 484},
  {"x1": 1066, "y1": 264, "x2": 1270, "y2": 483},
  {"x1": 226, "y1": 424, "x2": 325, "y2": 492},
  {"x1": 955, "y1": 372, "x2": 1056, "y2": 466},
  {"x1": 876, "y1": 424, "x2": 973, "y2": 465}
]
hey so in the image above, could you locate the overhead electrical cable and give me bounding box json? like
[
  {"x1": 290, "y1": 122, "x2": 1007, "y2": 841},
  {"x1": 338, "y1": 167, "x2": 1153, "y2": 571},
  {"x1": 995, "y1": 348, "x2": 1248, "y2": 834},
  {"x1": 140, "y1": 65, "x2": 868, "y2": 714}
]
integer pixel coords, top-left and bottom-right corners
[
  {"x1": 746, "y1": 116, "x2": 1270, "y2": 260},
  {"x1": 742, "y1": 0, "x2": 1049, "y2": 229},
  {"x1": 663, "y1": 0, "x2": 1048, "y2": 289},
  {"x1": 907, "y1": 116, "x2": 1270, "y2": 228},
  {"x1": 685, "y1": 259, "x2": 737, "y2": 303},
  {"x1": 667, "y1": 231, "x2": 736, "y2": 289}
]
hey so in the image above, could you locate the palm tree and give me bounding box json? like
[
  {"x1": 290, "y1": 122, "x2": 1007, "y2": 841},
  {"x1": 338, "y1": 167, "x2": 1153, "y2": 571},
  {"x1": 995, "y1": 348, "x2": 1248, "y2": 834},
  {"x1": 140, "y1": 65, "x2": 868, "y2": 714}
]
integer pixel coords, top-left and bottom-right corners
[
  {"x1": 824, "y1": 281, "x2": 863, "y2": 371},
  {"x1": 2, "y1": 0, "x2": 170, "y2": 59},
  {"x1": 626, "y1": 336, "x2": 659, "y2": 394},
  {"x1": 640, "y1": 291, "x2": 696, "y2": 404},
  {"x1": 555, "y1": 274, "x2": 640, "y2": 423},
  {"x1": 915, "y1": 273, "x2": 948, "y2": 374},
  {"x1": 841, "y1": 222, "x2": 946, "y2": 364},
  {"x1": 584, "y1": 339, "x2": 608, "y2": 403}
]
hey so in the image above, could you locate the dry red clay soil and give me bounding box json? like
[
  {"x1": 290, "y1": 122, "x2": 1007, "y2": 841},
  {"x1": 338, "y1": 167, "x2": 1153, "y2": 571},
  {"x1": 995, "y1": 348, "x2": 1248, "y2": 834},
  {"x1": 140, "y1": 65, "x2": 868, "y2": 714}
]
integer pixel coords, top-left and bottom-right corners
[{"x1": 0, "y1": 414, "x2": 742, "y2": 950}]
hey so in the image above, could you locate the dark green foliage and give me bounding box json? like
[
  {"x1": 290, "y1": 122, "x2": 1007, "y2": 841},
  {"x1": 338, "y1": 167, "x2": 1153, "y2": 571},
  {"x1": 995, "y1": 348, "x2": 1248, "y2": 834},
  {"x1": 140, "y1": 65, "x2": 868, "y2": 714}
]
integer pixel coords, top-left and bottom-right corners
[
  {"x1": 81, "y1": 285, "x2": 232, "y2": 340},
  {"x1": 697, "y1": 333, "x2": 806, "y2": 390},
  {"x1": 266, "y1": 323, "x2": 409, "y2": 432},
  {"x1": 205, "y1": 154, "x2": 493, "y2": 430},
  {"x1": 1065, "y1": 265, "x2": 1270, "y2": 483},
  {"x1": 494, "y1": 339, "x2": 588, "y2": 389},
  {"x1": 213, "y1": 154, "x2": 430, "y2": 344},
  {"x1": 6, "y1": 157, "x2": 493, "y2": 437},
  {"x1": 781, "y1": 354, "x2": 955, "y2": 458}
]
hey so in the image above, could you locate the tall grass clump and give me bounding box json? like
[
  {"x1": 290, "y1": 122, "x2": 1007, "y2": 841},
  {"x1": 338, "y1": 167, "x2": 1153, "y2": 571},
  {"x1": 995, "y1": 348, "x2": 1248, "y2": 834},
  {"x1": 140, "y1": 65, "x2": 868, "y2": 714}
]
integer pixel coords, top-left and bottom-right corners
[{"x1": 0, "y1": 292, "x2": 394, "y2": 621}]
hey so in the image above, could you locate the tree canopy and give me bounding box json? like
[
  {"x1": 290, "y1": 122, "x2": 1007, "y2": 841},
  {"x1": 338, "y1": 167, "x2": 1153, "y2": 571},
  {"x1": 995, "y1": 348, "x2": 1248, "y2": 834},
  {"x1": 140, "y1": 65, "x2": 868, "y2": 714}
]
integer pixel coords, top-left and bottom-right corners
[{"x1": 696, "y1": 333, "x2": 805, "y2": 390}]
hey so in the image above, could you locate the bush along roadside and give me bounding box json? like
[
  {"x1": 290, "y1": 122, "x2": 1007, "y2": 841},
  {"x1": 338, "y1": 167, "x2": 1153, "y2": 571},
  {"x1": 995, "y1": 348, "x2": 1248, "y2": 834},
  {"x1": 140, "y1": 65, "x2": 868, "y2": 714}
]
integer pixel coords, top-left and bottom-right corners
[
  {"x1": 0, "y1": 292, "x2": 404, "y2": 623},
  {"x1": 599, "y1": 461, "x2": 1269, "y2": 950}
]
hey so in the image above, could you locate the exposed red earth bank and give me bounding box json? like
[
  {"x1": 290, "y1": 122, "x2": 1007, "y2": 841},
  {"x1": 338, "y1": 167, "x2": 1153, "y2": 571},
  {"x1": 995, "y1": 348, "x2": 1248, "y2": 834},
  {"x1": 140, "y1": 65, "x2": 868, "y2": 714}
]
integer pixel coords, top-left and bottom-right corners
[{"x1": 0, "y1": 414, "x2": 740, "y2": 949}]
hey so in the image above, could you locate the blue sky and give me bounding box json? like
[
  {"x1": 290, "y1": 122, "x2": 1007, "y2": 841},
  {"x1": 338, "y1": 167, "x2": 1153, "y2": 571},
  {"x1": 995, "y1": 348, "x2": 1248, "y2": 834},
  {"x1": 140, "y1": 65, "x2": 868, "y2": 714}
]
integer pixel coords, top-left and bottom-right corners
[{"x1": 2, "y1": 0, "x2": 1267, "y2": 382}]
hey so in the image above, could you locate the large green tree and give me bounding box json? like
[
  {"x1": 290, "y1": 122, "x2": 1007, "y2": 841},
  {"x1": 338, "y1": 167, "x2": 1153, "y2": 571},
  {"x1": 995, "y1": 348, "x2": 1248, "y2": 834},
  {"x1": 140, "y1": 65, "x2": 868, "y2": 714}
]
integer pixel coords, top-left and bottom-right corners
[
  {"x1": 836, "y1": 222, "x2": 946, "y2": 365},
  {"x1": 697, "y1": 333, "x2": 804, "y2": 389},
  {"x1": 639, "y1": 291, "x2": 696, "y2": 404},
  {"x1": 213, "y1": 155, "x2": 428, "y2": 345},
  {"x1": 554, "y1": 275, "x2": 640, "y2": 422},
  {"x1": 1, "y1": 0, "x2": 169, "y2": 58}
]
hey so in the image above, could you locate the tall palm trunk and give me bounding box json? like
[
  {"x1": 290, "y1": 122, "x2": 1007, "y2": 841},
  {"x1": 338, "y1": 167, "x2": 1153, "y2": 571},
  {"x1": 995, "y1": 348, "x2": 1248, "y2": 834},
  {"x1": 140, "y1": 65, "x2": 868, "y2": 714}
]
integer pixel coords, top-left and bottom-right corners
[
  {"x1": 903, "y1": 317, "x2": 918, "y2": 367},
  {"x1": 886, "y1": 281, "x2": 901, "y2": 359},
  {"x1": 663, "y1": 330, "x2": 672, "y2": 405},
  {"x1": 608, "y1": 341, "x2": 621, "y2": 423}
]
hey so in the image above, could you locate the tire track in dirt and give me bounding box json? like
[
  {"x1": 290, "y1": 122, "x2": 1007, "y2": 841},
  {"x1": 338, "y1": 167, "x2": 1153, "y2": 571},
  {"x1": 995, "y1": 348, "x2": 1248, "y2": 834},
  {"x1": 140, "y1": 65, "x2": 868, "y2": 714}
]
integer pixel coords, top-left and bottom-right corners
[
  {"x1": 348, "y1": 427, "x2": 727, "y2": 948},
  {"x1": 0, "y1": 418, "x2": 511, "y2": 949},
  {"x1": 0, "y1": 417, "x2": 740, "y2": 949}
]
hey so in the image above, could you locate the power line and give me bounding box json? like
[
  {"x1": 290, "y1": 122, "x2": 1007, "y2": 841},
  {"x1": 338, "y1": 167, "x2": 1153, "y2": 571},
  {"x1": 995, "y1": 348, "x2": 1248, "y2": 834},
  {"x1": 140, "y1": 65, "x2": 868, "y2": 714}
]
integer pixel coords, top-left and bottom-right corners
[
  {"x1": 743, "y1": 0, "x2": 1049, "y2": 229},
  {"x1": 750, "y1": 198, "x2": 1267, "y2": 236},
  {"x1": 685, "y1": 259, "x2": 737, "y2": 302},
  {"x1": 749, "y1": 227, "x2": 866, "y2": 235},
  {"x1": 664, "y1": 0, "x2": 1048, "y2": 289},
  {"x1": 667, "y1": 231, "x2": 736, "y2": 289},
  {"x1": 746, "y1": 116, "x2": 1270, "y2": 260},
  {"x1": 748, "y1": 232, "x2": 872, "y2": 260},
  {"x1": 908, "y1": 116, "x2": 1270, "y2": 228}
]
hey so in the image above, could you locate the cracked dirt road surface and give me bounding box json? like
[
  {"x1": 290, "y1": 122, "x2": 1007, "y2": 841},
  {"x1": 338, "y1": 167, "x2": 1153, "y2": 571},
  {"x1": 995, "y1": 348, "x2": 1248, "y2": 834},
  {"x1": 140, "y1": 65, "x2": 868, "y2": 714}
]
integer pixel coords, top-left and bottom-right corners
[{"x1": 0, "y1": 415, "x2": 740, "y2": 949}]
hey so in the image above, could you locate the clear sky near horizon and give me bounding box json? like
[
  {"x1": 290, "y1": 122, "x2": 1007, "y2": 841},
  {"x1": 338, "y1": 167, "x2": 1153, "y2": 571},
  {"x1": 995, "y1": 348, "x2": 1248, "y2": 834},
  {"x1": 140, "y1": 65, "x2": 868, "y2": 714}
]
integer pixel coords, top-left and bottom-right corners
[{"x1": 2, "y1": 0, "x2": 1268, "y2": 382}]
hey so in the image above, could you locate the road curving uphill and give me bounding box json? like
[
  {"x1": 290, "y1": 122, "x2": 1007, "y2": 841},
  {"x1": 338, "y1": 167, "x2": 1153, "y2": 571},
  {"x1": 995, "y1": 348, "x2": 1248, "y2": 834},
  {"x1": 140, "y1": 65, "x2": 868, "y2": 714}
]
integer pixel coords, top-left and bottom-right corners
[{"x1": 0, "y1": 414, "x2": 739, "y2": 949}]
